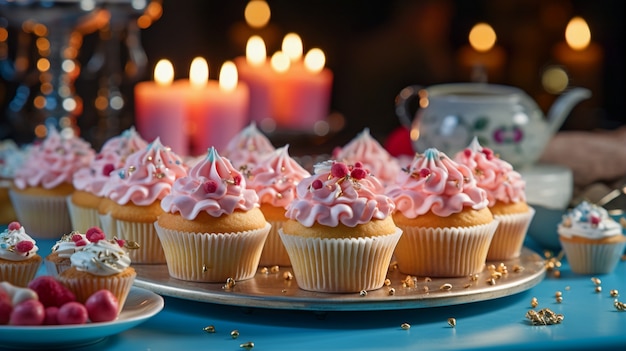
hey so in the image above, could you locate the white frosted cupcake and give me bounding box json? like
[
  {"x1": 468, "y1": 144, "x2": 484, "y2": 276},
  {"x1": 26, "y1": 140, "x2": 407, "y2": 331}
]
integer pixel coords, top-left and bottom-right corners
[
  {"x1": 280, "y1": 160, "x2": 402, "y2": 293},
  {"x1": 0, "y1": 221, "x2": 41, "y2": 287},
  {"x1": 155, "y1": 147, "x2": 270, "y2": 283},
  {"x1": 558, "y1": 201, "x2": 626, "y2": 274},
  {"x1": 0, "y1": 140, "x2": 29, "y2": 224}
]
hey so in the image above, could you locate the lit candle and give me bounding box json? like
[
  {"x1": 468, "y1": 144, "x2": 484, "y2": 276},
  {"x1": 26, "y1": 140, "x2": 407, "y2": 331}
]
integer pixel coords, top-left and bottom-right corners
[
  {"x1": 192, "y1": 61, "x2": 250, "y2": 154},
  {"x1": 234, "y1": 35, "x2": 274, "y2": 128},
  {"x1": 134, "y1": 59, "x2": 188, "y2": 155},
  {"x1": 177, "y1": 57, "x2": 211, "y2": 155},
  {"x1": 457, "y1": 22, "x2": 506, "y2": 82},
  {"x1": 270, "y1": 33, "x2": 333, "y2": 131}
]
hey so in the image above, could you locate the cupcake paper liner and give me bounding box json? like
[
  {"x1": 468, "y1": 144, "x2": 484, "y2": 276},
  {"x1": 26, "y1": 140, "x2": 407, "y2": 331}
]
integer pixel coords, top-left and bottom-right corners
[
  {"x1": 559, "y1": 239, "x2": 626, "y2": 275},
  {"x1": 116, "y1": 219, "x2": 166, "y2": 264},
  {"x1": 44, "y1": 255, "x2": 72, "y2": 277},
  {"x1": 9, "y1": 189, "x2": 72, "y2": 239},
  {"x1": 487, "y1": 207, "x2": 536, "y2": 261},
  {"x1": 154, "y1": 222, "x2": 271, "y2": 283},
  {"x1": 66, "y1": 196, "x2": 101, "y2": 233},
  {"x1": 0, "y1": 256, "x2": 42, "y2": 287},
  {"x1": 278, "y1": 228, "x2": 403, "y2": 293},
  {"x1": 258, "y1": 219, "x2": 291, "y2": 267},
  {"x1": 394, "y1": 220, "x2": 499, "y2": 278},
  {"x1": 58, "y1": 268, "x2": 136, "y2": 313},
  {"x1": 98, "y1": 213, "x2": 118, "y2": 239}
]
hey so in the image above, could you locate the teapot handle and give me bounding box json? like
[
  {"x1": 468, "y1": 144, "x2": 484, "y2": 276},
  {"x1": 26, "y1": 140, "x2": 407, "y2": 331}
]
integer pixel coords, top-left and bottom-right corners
[{"x1": 395, "y1": 85, "x2": 424, "y2": 129}]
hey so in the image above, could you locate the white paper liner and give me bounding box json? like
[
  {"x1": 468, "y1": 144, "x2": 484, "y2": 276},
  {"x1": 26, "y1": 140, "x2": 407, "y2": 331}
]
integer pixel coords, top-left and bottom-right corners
[
  {"x1": 66, "y1": 195, "x2": 101, "y2": 233},
  {"x1": 0, "y1": 256, "x2": 42, "y2": 287},
  {"x1": 115, "y1": 219, "x2": 166, "y2": 264},
  {"x1": 154, "y1": 222, "x2": 271, "y2": 282},
  {"x1": 8, "y1": 189, "x2": 72, "y2": 239},
  {"x1": 559, "y1": 239, "x2": 626, "y2": 274},
  {"x1": 59, "y1": 269, "x2": 136, "y2": 313},
  {"x1": 98, "y1": 213, "x2": 118, "y2": 239},
  {"x1": 278, "y1": 228, "x2": 403, "y2": 293},
  {"x1": 487, "y1": 207, "x2": 536, "y2": 261},
  {"x1": 258, "y1": 219, "x2": 291, "y2": 267},
  {"x1": 44, "y1": 255, "x2": 72, "y2": 277},
  {"x1": 394, "y1": 220, "x2": 499, "y2": 278}
]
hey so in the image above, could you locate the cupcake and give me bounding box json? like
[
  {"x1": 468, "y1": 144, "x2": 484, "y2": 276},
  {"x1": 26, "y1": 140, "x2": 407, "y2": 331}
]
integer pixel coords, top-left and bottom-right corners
[
  {"x1": 332, "y1": 128, "x2": 401, "y2": 186},
  {"x1": 558, "y1": 201, "x2": 626, "y2": 274},
  {"x1": 247, "y1": 145, "x2": 311, "y2": 266},
  {"x1": 44, "y1": 226, "x2": 105, "y2": 277},
  {"x1": 454, "y1": 137, "x2": 535, "y2": 260},
  {"x1": 280, "y1": 160, "x2": 402, "y2": 293},
  {"x1": 69, "y1": 127, "x2": 148, "y2": 233},
  {"x1": 0, "y1": 140, "x2": 29, "y2": 224},
  {"x1": 0, "y1": 221, "x2": 41, "y2": 287},
  {"x1": 220, "y1": 122, "x2": 275, "y2": 170},
  {"x1": 9, "y1": 126, "x2": 95, "y2": 238},
  {"x1": 155, "y1": 147, "x2": 270, "y2": 283},
  {"x1": 386, "y1": 148, "x2": 498, "y2": 277},
  {"x1": 98, "y1": 137, "x2": 187, "y2": 264},
  {"x1": 58, "y1": 237, "x2": 136, "y2": 313}
]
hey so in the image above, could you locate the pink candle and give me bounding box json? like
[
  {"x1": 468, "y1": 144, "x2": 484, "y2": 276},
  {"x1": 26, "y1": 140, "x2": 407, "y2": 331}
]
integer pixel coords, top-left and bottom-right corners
[
  {"x1": 134, "y1": 59, "x2": 188, "y2": 155},
  {"x1": 192, "y1": 61, "x2": 250, "y2": 154}
]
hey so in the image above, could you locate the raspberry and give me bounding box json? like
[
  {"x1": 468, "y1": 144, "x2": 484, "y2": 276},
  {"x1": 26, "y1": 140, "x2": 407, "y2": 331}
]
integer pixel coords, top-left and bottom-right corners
[
  {"x1": 27, "y1": 276, "x2": 76, "y2": 308},
  {"x1": 7, "y1": 222, "x2": 21, "y2": 231},
  {"x1": 71, "y1": 233, "x2": 83, "y2": 242},
  {"x1": 102, "y1": 163, "x2": 115, "y2": 176},
  {"x1": 331, "y1": 162, "x2": 349, "y2": 178},
  {"x1": 85, "y1": 227, "x2": 106, "y2": 242},
  {"x1": 15, "y1": 240, "x2": 34, "y2": 253}
]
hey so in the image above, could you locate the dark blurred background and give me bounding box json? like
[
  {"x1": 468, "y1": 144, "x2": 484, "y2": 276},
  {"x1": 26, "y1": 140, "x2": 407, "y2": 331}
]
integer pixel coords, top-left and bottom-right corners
[{"x1": 0, "y1": 0, "x2": 624, "y2": 152}]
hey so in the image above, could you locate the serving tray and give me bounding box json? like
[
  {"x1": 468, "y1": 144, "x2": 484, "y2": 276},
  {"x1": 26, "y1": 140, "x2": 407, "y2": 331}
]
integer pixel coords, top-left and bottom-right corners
[{"x1": 133, "y1": 247, "x2": 545, "y2": 311}]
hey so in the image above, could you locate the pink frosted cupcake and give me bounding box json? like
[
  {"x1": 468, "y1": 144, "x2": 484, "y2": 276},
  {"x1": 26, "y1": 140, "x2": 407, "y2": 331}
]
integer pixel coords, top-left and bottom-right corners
[
  {"x1": 247, "y1": 145, "x2": 311, "y2": 266},
  {"x1": 9, "y1": 127, "x2": 95, "y2": 238},
  {"x1": 558, "y1": 201, "x2": 626, "y2": 274},
  {"x1": 386, "y1": 148, "x2": 498, "y2": 277},
  {"x1": 0, "y1": 221, "x2": 41, "y2": 287},
  {"x1": 332, "y1": 128, "x2": 401, "y2": 186},
  {"x1": 454, "y1": 137, "x2": 535, "y2": 260},
  {"x1": 69, "y1": 127, "x2": 148, "y2": 233},
  {"x1": 220, "y1": 122, "x2": 275, "y2": 169},
  {"x1": 99, "y1": 138, "x2": 187, "y2": 264},
  {"x1": 155, "y1": 147, "x2": 270, "y2": 282},
  {"x1": 280, "y1": 160, "x2": 402, "y2": 293}
]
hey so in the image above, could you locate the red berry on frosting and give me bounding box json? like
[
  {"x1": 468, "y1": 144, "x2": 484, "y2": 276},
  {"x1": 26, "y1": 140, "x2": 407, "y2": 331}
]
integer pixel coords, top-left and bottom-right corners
[
  {"x1": 115, "y1": 238, "x2": 126, "y2": 247},
  {"x1": 75, "y1": 239, "x2": 88, "y2": 246},
  {"x1": 463, "y1": 149, "x2": 472, "y2": 158},
  {"x1": 7, "y1": 222, "x2": 21, "y2": 231},
  {"x1": 350, "y1": 168, "x2": 367, "y2": 180},
  {"x1": 419, "y1": 168, "x2": 431, "y2": 178},
  {"x1": 14, "y1": 240, "x2": 34, "y2": 253},
  {"x1": 590, "y1": 215, "x2": 601, "y2": 226},
  {"x1": 233, "y1": 175, "x2": 242, "y2": 186},
  {"x1": 311, "y1": 179, "x2": 324, "y2": 190},
  {"x1": 203, "y1": 180, "x2": 218, "y2": 193},
  {"x1": 102, "y1": 163, "x2": 115, "y2": 176},
  {"x1": 331, "y1": 162, "x2": 349, "y2": 178},
  {"x1": 86, "y1": 227, "x2": 106, "y2": 242},
  {"x1": 482, "y1": 148, "x2": 494, "y2": 160},
  {"x1": 354, "y1": 161, "x2": 363, "y2": 168},
  {"x1": 71, "y1": 233, "x2": 83, "y2": 242}
]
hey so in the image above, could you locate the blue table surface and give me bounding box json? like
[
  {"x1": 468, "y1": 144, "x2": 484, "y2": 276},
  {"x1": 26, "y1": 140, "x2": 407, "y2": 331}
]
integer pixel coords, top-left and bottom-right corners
[{"x1": 2, "y1": 227, "x2": 626, "y2": 351}]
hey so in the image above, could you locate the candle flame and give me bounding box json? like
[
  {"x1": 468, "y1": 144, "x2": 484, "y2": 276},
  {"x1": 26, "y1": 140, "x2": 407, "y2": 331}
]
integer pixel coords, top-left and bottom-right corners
[
  {"x1": 270, "y1": 51, "x2": 290, "y2": 73},
  {"x1": 565, "y1": 17, "x2": 591, "y2": 51},
  {"x1": 282, "y1": 33, "x2": 303, "y2": 62},
  {"x1": 154, "y1": 59, "x2": 174, "y2": 86},
  {"x1": 219, "y1": 61, "x2": 238, "y2": 92},
  {"x1": 304, "y1": 48, "x2": 325, "y2": 73},
  {"x1": 469, "y1": 23, "x2": 496, "y2": 52},
  {"x1": 189, "y1": 57, "x2": 208, "y2": 88},
  {"x1": 246, "y1": 36, "x2": 267, "y2": 67}
]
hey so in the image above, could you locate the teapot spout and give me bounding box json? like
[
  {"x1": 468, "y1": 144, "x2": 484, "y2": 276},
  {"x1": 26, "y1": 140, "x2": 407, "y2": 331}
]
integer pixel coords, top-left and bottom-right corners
[{"x1": 546, "y1": 87, "x2": 592, "y2": 133}]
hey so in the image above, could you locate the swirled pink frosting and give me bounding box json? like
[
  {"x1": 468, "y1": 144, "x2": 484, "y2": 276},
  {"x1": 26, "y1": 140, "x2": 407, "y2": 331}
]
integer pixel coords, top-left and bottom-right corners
[
  {"x1": 453, "y1": 137, "x2": 526, "y2": 206},
  {"x1": 247, "y1": 145, "x2": 311, "y2": 209},
  {"x1": 101, "y1": 137, "x2": 187, "y2": 206},
  {"x1": 73, "y1": 127, "x2": 148, "y2": 196},
  {"x1": 285, "y1": 160, "x2": 395, "y2": 227},
  {"x1": 161, "y1": 147, "x2": 259, "y2": 219},
  {"x1": 221, "y1": 122, "x2": 275, "y2": 169},
  {"x1": 13, "y1": 127, "x2": 95, "y2": 190},
  {"x1": 386, "y1": 148, "x2": 489, "y2": 218},
  {"x1": 332, "y1": 128, "x2": 401, "y2": 185}
]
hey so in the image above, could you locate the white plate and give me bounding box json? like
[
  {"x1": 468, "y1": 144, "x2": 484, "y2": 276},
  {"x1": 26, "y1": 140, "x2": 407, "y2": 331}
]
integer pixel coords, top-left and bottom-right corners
[{"x1": 0, "y1": 286, "x2": 164, "y2": 349}]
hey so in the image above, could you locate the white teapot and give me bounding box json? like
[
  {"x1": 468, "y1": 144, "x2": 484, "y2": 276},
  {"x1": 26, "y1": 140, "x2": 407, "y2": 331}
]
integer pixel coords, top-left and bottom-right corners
[{"x1": 395, "y1": 83, "x2": 591, "y2": 168}]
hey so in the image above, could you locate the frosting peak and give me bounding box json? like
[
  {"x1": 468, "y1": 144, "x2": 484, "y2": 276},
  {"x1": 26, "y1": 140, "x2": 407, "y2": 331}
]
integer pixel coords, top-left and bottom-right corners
[
  {"x1": 558, "y1": 201, "x2": 623, "y2": 240},
  {"x1": 161, "y1": 147, "x2": 260, "y2": 219},
  {"x1": 69, "y1": 239, "x2": 131, "y2": 276},
  {"x1": 0, "y1": 222, "x2": 39, "y2": 261},
  {"x1": 221, "y1": 122, "x2": 275, "y2": 169},
  {"x1": 386, "y1": 148, "x2": 489, "y2": 218},
  {"x1": 285, "y1": 160, "x2": 395, "y2": 227}
]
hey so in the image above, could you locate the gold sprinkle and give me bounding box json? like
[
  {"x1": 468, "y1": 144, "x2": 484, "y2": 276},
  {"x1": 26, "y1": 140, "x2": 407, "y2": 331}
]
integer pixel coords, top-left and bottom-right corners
[
  {"x1": 469, "y1": 274, "x2": 479, "y2": 281},
  {"x1": 423, "y1": 286, "x2": 430, "y2": 293},
  {"x1": 400, "y1": 322, "x2": 411, "y2": 330},
  {"x1": 556, "y1": 296, "x2": 563, "y2": 304},
  {"x1": 202, "y1": 265, "x2": 208, "y2": 272},
  {"x1": 530, "y1": 297, "x2": 538, "y2": 308},
  {"x1": 553, "y1": 270, "x2": 561, "y2": 278},
  {"x1": 614, "y1": 300, "x2": 626, "y2": 311},
  {"x1": 512, "y1": 264, "x2": 524, "y2": 273},
  {"x1": 439, "y1": 283, "x2": 452, "y2": 291},
  {"x1": 203, "y1": 325, "x2": 216, "y2": 333},
  {"x1": 231, "y1": 330, "x2": 240, "y2": 339},
  {"x1": 487, "y1": 278, "x2": 496, "y2": 286},
  {"x1": 555, "y1": 291, "x2": 562, "y2": 298},
  {"x1": 565, "y1": 286, "x2": 571, "y2": 291},
  {"x1": 424, "y1": 277, "x2": 432, "y2": 282},
  {"x1": 591, "y1": 277, "x2": 601, "y2": 286},
  {"x1": 260, "y1": 267, "x2": 269, "y2": 274},
  {"x1": 595, "y1": 286, "x2": 602, "y2": 293},
  {"x1": 359, "y1": 290, "x2": 368, "y2": 297},
  {"x1": 487, "y1": 264, "x2": 496, "y2": 272},
  {"x1": 128, "y1": 165, "x2": 136, "y2": 173},
  {"x1": 447, "y1": 317, "x2": 456, "y2": 327},
  {"x1": 525, "y1": 308, "x2": 564, "y2": 325},
  {"x1": 388, "y1": 288, "x2": 396, "y2": 296},
  {"x1": 240, "y1": 341, "x2": 255, "y2": 350},
  {"x1": 389, "y1": 261, "x2": 399, "y2": 271},
  {"x1": 463, "y1": 283, "x2": 472, "y2": 289},
  {"x1": 223, "y1": 277, "x2": 236, "y2": 290},
  {"x1": 283, "y1": 271, "x2": 293, "y2": 280},
  {"x1": 491, "y1": 271, "x2": 503, "y2": 280},
  {"x1": 270, "y1": 265, "x2": 280, "y2": 273},
  {"x1": 384, "y1": 278, "x2": 391, "y2": 286},
  {"x1": 610, "y1": 289, "x2": 619, "y2": 297}
]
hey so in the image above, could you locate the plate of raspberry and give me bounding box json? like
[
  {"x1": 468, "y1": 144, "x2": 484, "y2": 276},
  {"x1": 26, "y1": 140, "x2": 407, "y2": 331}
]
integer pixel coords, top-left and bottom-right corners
[{"x1": 0, "y1": 287, "x2": 163, "y2": 349}]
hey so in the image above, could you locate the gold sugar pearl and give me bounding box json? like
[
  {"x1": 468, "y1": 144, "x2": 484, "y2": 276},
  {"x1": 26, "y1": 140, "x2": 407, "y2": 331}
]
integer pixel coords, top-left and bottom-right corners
[
  {"x1": 270, "y1": 265, "x2": 280, "y2": 273},
  {"x1": 283, "y1": 271, "x2": 293, "y2": 280},
  {"x1": 384, "y1": 278, "x2": 391, "y2": 286},
  {"x1": 610, "y1": 289, "x2": 619, "y2": 297},
  {"x1": 447, "y1": 317, "x2": 456, "y2": 327},
  {"x1": 223, "y1": 277, "x2": 236, "y2": 290},
  {"x1": 359, "y1": 290, "x2": 368, "y2": 297},
  {"x1": 595, "y1": 286, "x2": 602, "y2": 293},
  {"x1": 423, "y1": 286, "x2": 430, "y2": 293},
  {"x1": 401, "y1": 322, "x2": 411, "y2": 330},
  {"x1": 512, "y1": 264, "x2": 524, "y2": 273},
  {"x1": 260, "y1": 267, "x2": 269, "y2": 274},
  {"x1": 591, "y1": 277, "x2": 601, "y2": 286},
  {"x1": 388, "y1": 288, "x2": 396, "y2": 296},
  {"x1": 424, "y1": 277, "x2": 432, "y2": 283},
  {"x1": 240, "y1": 341, "x2": 255, "y2": 350},
  {"x1": 556, "y1": 296, "x2": 563, "y2": 304},
  {"x1": 487, "y1": 278, "x2": 497, "y2": 286},
  {"x1": 469, "y1": 273, "x2": 479, "y2": 281},
  {"x1": 439, "y1": 283, "x2": 452, "y2": 291},
  {"x1": 555, "y1": 291, "x2": 562, "y2": 298},
  {"x1": 552, "y1": 270, "x2": 561, "y2": 278},
  {"x1": 231, "y1": 330, "x2": 240, "y2": 339},
  {"x1": 531, "y1": 297, "x2": 539, "y2": 308},
  {"x1": 614, "y1": 300, "x2": 626, "y2": 311},
  {"x1": 203, "y1": 325, "x2": 216, "y2": 333}
]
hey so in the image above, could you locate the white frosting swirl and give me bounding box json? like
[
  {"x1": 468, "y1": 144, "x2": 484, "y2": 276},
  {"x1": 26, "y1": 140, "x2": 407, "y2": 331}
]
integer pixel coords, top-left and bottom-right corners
[
  {"x1": 69, "y1": 239, "x2": 131, "y2": 276},
  {"x1": 0, "y1": 226, "x2": 39, "y2": 261},
  {"x1": 558, "y1": 201, "x2": 623, "y2": 240},
  {"x1": 51, "y1": 232, "x2": 88, "y2": 258}
]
